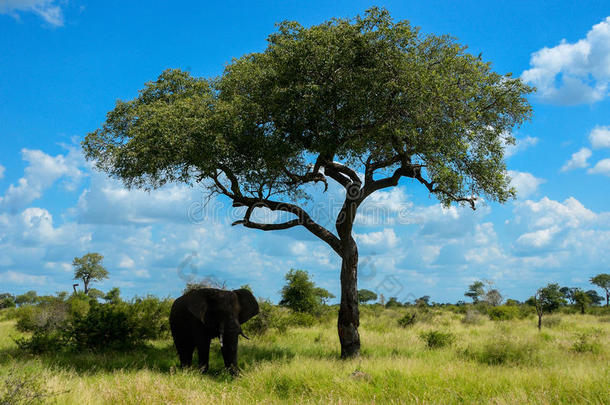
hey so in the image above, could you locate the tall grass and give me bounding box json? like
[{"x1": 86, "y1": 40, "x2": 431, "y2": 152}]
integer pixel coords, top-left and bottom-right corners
[{"x1": 0, "y1": 309, "x2": 608, "y2": 404}]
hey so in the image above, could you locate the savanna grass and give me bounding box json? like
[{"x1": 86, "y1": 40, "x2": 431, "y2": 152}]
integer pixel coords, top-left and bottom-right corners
[{"x1": 0, "y1": 308, "x2": 609, "y2": 404}]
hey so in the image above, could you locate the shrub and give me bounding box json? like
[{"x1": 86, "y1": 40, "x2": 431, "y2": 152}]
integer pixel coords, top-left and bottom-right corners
[
  {"x1": 571, "y1": 330, "x2": 602, "y2": 354},
  {"x1": 397, "y1": 311, "x2": 417, "y2": 328},
  {"x1": 0, "y1": 366, "x2": 56, "y2": 405},
  {"x1": 242, "y1": 300, "x2": 276, "y2": 336},
  {"x1": 487, "y1": 305, "x2": 519, "y2": 321},
  {"x1": 15, "y1": 295, "x2": 172, "y2": 353},
  {"x1": 286, "y1": 312, "x2": 316, "y2": 328},
  {"x1": 419, "y1": 330, "x2": 455, "y2": 349},
  {"x1": 463, "y1": 337, "x2": 539, "y2": 365},
  {"x1": 461, "y1": 310, "x2": 485, "y2": 325}
]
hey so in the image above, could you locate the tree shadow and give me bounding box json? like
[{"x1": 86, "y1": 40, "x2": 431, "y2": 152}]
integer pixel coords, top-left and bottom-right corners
[{"x1": 0, "y1": 341, "x2": 297, "y2": 378}]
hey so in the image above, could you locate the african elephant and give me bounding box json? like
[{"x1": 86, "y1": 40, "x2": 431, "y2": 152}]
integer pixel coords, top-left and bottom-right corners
[{"x1": 169, "y1": 288, "x2": 259, "y2": 374}]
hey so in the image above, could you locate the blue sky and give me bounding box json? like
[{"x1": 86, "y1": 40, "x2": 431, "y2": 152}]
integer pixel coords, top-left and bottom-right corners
[{"x1": 1, "y1": 1, "x2": 609, "y2": 303}]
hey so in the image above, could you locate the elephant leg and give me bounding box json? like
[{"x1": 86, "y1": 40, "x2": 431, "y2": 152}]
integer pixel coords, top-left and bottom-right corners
[
  {"x1": 177, "y1": 341, "x2": 195, "y2": 368},
  {"x1": 220, "y1": 336, "x2": 239, "y2": 375},
  {"x1": 197, "y1": 336, "x2": 211, "y2": 372}
]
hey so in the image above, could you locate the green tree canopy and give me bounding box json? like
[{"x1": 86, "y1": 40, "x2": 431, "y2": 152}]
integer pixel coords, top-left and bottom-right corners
[
  {"x1": 72, "y1": 253, "x2": 109, "y2": 294},
  {"x1": 572, "y1": 289, "x2": 591, "y2": 314},
  {"x1": 357, "y1": 289, "x2": 378, "y2": 304},
  {"x1": 279, "y1": 269, "x2": 328, "y2": 314},
  {"x1": 15, "y1": 290, "x2": 38, "y2": 306},
  {"x1": 590, "y1": 273, "x2": 610, "y2": 307},
  {"x1": 465, "y1": 281, "x2": 485, "y2": 303},
  {"x1": 82, "y1": 8, "x2": 532, "y2": 357}
]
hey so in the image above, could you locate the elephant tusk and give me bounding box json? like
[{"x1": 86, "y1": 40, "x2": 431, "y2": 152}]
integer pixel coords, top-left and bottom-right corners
[{"x1": 240, "y1": 331, "x2": 250, "y2": 340}]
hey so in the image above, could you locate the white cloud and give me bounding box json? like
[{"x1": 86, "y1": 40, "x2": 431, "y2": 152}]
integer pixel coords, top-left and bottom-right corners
[
  {"x1": 589, "y1": 125, "x2": 610, "y2": 148},
  {"x1": 587, "y1": 158, "x2": 610, "y2": 176},
  {"x1": 355, "y1": 228, "x2": 399, "y2": 249},
  {"x1": 505, "y1": 135, "x2": 539, "y2": 158},
  {"x1": 508, "y1": 170, "x2": 545, "y2": 198},
  {"x1": 0, "y1": 164, "x2": 5, "y2": 179},
  {"x1": 0, "y1": 0, "x2": 64, "y2": 26},
  {"x1": 561, "y1": 147, "x2": 592, "y2": 172},
  {"x1": 521, "y1": 17, "x2": 610, "y2": 104},
  {"x1": 0, "y1": 270, "x2": 48, "y2": 285},
  {"x1": 0, "y1": 147, "x2": 84, "y2": 213}
]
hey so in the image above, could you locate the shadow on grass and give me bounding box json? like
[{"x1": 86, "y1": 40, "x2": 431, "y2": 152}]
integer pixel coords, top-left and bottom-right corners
[{"x1": 0, "y1": 340, "x2": 298, "y2": 378}]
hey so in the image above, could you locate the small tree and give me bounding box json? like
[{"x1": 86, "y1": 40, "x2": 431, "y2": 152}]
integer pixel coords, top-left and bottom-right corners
[
  {"x1": 104, "y1": 287, "x2": 122, "y2": 304},
  {"x1": 357, "y1": 289, "x2": 378, "y2": 304},
  {"x1": 484, "y1": 289, "x2": 503, "y2": 306},
  {"x1": 279, "y1": 269, "x2": 323, "y2": 314},
  {"x1": 314, "y1": 287, "x2": 336, "y2": 305},
  {"x1": 15, "y1": 290, "x2": 38, "y2": 306},
  {"x1": 0, "y1": 293, "x2": 16, "y2": 309},
  {"x1": 533, "y1": 283, "x2": 565, "y2": 330},
  {"x1": 385, "y1": 297, "x2": 402, "y2": 308},
  {"x1": 585, "y1": 290, "x2": 604, "y2": 306},
  {"x1": 590, "y1": 274, "x2": 610, "y2": 307},
  {"x1": 560, "y1": 286, "x2": 577, "y2": 304},
  {"x1": 415, "y1": 296, "x2": 431, "y2": 308},
  {"x1": 465, "y1": 281, "x2": 485, "y2": 303},
  {"x1": 573, "y1": 289, "x2": 591, "y2": 314},
  {"x1": 72, "y1": 253, "x2": 109, "y2": 294}
]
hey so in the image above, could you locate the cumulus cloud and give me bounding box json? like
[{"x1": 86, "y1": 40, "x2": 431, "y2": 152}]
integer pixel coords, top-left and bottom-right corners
[
  {"x1": 521, "y1": 17, "x2": 610, "y2": 104},
  {"x1": 0, "y1": 147, "x2": 84, "y2": 213},
  {"x1": 0, "y1": 270, "x2": 48, "y2": 285},
  {"x1": 587, "y1": 158, "x2": 610, "y2": 176},
  {"x1": 355, "y1": 228, "x2": 399, "y2": 249},
  {"x1": 508, "y1": 170, "x2": 545, "y2": 198},
  {"x1": 512, "y1": 196, "x2": 601, "y2": 255},
  {"x1": 0, "y1": 0, "x2": 64, "y2": 26},
  {"x1": 589, "y1": 125, "x2": 610, "y2": 149},
  {"x1": 0, "y1": 164, "x2": 5, "y2": 179},
  {"x1": 561, "y1": 147, "x2": 592, "y2": 172}
]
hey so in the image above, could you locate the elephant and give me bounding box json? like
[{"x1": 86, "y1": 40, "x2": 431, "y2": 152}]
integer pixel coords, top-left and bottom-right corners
[{"x1": 169, "y1": 287, "x2": 259, "y2": 374}]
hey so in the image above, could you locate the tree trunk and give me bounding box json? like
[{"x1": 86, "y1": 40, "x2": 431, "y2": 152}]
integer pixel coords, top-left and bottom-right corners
[
  {"x1": 606, "y1": 292, "x2": 609, "y2": 307},
  {"x1": 338, "y1": 238, "x2": 360, "y2": 358},
  {"x1": 537, "y1": 313, "x2": 542, "y2": 330}
]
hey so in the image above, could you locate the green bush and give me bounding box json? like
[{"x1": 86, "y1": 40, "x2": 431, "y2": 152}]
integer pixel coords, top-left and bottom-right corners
[
  {"x1": 15, "y1": 294, "x2": 172, "y2": 353},
  {"x1": 487, "y1": 305, "x2": 520, "y2": 321},
  {"x1": 463, "y1": 337, "x2": 539, "y2": 365},
  {"x1": 397, "y1": 311, "x2": 417, "y2": 328},
  {"x1": 571, "y1": 330, "x2": 602, "y2": 354},
  {"x1": 242, "y1": 300, "x2": 276, "y2": 336},
  {"x1": 419, "y1": 330, "x2": 455, "y2": 349},
  {"x1": 286, "y1": 312, "x2": 316, "y2": 328}
]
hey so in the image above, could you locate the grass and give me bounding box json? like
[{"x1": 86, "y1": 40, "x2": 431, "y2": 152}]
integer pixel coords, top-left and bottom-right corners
[{"x1": 1, "y1": 309, "x2": 609, "y2": 404}]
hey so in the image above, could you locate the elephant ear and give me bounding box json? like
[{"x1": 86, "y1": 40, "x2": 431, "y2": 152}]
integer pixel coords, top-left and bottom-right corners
[
  {"x1": 234, "y1": 289, "x2": 259, "y2": 324},
  {"x1": 184, "y1": 289, "x2": 209, "y2": 323}
]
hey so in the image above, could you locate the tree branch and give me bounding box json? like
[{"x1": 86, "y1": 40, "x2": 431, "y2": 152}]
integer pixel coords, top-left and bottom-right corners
[
  {"x1": 231, "y1": 196, "x2": 342, "y2": 255},
  {"x1": 413, "y1": 171, "x2": 477, "y2": 210}
]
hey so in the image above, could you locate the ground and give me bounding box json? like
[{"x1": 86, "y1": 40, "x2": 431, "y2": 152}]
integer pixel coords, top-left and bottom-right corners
[{"x1": 1, "y1": 307, "x2": 609, "y2": 404}]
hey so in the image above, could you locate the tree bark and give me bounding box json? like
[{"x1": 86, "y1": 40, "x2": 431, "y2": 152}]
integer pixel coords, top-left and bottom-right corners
[{"x1": 338, "y1": 237, "x2": 360, "y2": 358}]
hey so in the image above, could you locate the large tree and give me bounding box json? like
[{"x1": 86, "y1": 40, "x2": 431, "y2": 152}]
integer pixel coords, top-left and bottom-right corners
[{"x1": 83, "y1": 8, "x2": 532, "y2": 357}]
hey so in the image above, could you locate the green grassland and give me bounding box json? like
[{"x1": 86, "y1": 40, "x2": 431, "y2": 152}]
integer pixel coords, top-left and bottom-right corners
[{"x1": 1, "y1": 307, "x2": 609, "y2": 404}]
